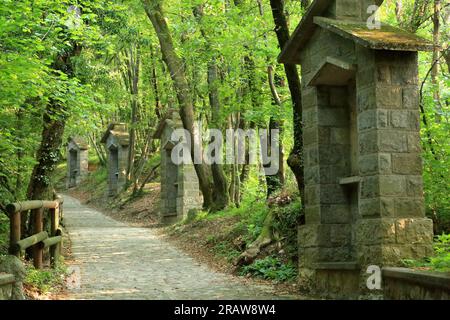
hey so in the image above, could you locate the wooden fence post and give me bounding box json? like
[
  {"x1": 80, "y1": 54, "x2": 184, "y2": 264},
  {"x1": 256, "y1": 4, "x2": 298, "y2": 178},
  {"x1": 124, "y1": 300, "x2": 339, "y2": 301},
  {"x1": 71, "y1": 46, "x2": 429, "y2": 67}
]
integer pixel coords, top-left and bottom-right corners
[
  {"x1": 32, "y1": 207, "x2": 44, "y2": 269},
  {"x1": 49, "y1": 206, "x2": 59, "y2": 267},
  {"x1": 9, "y1": 211, "x2": 20, "y2": 257}
]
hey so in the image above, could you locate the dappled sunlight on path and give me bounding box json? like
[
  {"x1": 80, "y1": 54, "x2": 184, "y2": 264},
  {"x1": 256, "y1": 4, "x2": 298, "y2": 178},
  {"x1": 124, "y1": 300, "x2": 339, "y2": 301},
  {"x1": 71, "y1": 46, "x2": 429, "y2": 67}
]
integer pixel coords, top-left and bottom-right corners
[{"x1": 63, "y1": 195, "x2": 292, "y2": 300}]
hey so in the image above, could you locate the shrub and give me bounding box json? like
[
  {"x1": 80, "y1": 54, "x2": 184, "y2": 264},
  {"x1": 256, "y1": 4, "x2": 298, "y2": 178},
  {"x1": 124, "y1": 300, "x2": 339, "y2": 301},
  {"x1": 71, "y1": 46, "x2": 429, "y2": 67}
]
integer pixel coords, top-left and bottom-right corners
[{"x1": 240, "y1": 256, "x2": 297, "y2": 282}]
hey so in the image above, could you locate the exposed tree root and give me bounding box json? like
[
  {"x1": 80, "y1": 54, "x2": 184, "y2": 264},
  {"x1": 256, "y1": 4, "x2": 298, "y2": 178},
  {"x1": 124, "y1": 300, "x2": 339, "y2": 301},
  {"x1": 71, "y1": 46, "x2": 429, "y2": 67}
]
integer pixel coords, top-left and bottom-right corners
[{"x1": 234, "y1": 210, "x2": 275, "y2": 266}]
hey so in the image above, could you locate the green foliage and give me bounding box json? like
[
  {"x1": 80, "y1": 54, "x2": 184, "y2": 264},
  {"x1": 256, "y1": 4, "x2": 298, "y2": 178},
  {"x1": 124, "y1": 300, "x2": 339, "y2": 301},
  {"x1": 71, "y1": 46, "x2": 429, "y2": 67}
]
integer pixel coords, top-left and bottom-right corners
[
  {"x1": 430, "y1": 234, "x2": 450, "y2": 271},
  {"x1": 240, "y1": 256, "x2": 297, "y2": 282},
  {"x1": 212, "y1": 241, "x2": 241, "y2": 263},
  {"x1": 0, "y1": 212, "x2": 9, "y2": 255},
  {"x1": 402, "y1": 234, "x2": 450, "y2": 272},
  {"x1": 24, "y1": 258, "x2": 68, "y2": 294}
]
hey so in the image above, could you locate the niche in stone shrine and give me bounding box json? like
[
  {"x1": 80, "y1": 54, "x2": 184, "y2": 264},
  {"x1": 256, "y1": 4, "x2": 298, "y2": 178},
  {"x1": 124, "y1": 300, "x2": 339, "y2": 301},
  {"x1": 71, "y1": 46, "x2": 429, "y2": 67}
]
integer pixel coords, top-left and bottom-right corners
[{"x1": 308, "y1": 57, "x2": 358, "y2": 262}]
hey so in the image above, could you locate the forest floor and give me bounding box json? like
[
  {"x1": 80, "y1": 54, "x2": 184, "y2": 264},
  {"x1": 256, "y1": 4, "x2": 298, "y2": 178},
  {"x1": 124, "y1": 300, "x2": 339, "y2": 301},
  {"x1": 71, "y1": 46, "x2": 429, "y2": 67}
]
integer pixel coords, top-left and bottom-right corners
[{"x1": 58, "y1": 194, "x2": 303, "y2": 299}]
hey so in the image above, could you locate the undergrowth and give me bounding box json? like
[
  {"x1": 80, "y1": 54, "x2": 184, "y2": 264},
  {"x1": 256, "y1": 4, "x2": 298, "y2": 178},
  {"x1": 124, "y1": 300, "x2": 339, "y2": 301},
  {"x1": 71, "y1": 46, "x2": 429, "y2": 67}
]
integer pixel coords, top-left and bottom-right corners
[
  {"x1": 24, "y1": 258, "x2": 68, "y2": 294},
  {"x1": 183, "y1": 183, "x2": 302, "y2": 283},
  {"x1": 402, "y1": 234, "x2": 450, "y2": 272},
  {"x1": 240, "y1": 256, "x2": 297, "y2": 282}
]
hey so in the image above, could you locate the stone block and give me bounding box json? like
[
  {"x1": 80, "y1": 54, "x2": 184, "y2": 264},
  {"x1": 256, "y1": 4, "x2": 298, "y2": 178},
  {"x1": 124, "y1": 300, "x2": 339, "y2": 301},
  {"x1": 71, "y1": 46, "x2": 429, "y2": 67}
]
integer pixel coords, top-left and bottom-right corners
[
  {"x1": 406, "y1": 175, "x2": 424, "y2": 197},
  {"x1": 321, "y1": 205, "x2": 351, "y2": 223},
  {"x1": 378, "y1": 130, "x2": 407, "y2": 152},
  {"x1": 392, "y1": 154, "x2": 422, "y2": 175},
  {"x1": 402, "y1": 86, "x2": 419, "y2": 110},
  {"x1": 302, "y1": 88, "x2": 317, "y2": 109},
  {"x1": 303, "y1": 109, "x2": 318, "y2": 128},
  {"x1": 395, "y1": 198, "x2": 425, "y2": 218},
  {"x1": 305, "y1": 185, "x2": 320, "y2": 205},
  {"x1": 359, "y1": 154, "x2": 378, "y2": 175},
  {"x1": 359, "y1": 153, "x2": 391, "y2": 175},
  {"x1": 320, "y1": 184, "x2": 349, "y2": 205},
  {"x1": 380, "y1": 197, "x2": 396, "y2": 217},
  {"x1": 304, "y1": 147, "x2": 319, "y2": 167},
  {"x1": 355, "y1": 219, "x2": 396, "y2": 246},
  {"x1": 377, "y1": 64, "x2": 391, "y2": 83},
  {"x1": 407, "y1": 132, "x2": 422, "y2": 153},
  {"x1": 317, "y1": 246, "x2": 354, "y2": 262},
  {"x1": 376, "y1": 85, "x2": 402, "y2": 109},
  {"x1": 305, "y1": 206, "x2": 321, "y2": 224},
  {"x1": 390, "y1": 61, "x2": 418, "y2": 85},
  {"x1": 299, "y1": 224, "x2": 321, "y2": 248},
  {"x1": 359, "y1": 198, "x2": 381, "y2": 217},
  {"x1": 359, "y1": 130, "x2": 378, "y2": 154},
  {"x1": 303, "y1": 127, "x2": 318, "y2": 146},
  {"x1": 319, "y1": 145, "x2": 346, "y2": 165},
  {"x1": 320, "y1": 165, "x2": 349, "y2": 184},
  {"x1": 329, "y1": 224, "x2": 352, "y2": 247},
  {"x1": 395, "y1": 218, "x2": 433, "y2": 244},
  {"x1": 318, "y1": 108, "x2": 349, "y2": 127},
  {"x1": 356, "y1": 67, "x2": 376, "y2": 89},
  {"x1": 390, "y1": 110, "x2": 409, "y2": 128},
  {"x1": 308, "y1": 147, "x2": 319, "y2": 166},
  {"x1": 318, "y1": 127, "x2": 331, "y2": 144},
  {"x1": 359, "y1": 110, "x2": 388, "y2": 131},
  {"x1": 360, "y1": 176, "x2": 379, "y2": 199},
  {"x1": 379, "y1": 175, "x2": 406, "y2": 196},
  {"x1": 330, "y1": 128, "x2": 350, "y2": 144},
  {"x1": 305, "y1": 166, "x2": 320, "y2": 185},
  {"x1": 356, "y1": 87, "x2": 376, "y2": 112}
]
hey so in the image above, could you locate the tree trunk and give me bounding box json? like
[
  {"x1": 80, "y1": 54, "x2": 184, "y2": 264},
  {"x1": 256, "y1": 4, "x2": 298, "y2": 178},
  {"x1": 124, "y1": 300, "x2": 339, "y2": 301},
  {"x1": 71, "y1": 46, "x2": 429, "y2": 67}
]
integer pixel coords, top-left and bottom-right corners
[
  {"x1": 194, "y1": 6, "x2": 229, "y2": 211},
  {"x1": 142, "y1": 0, "x2": 214, "y2": 209},
  {"x1": 432, "y1": 0, "x2": 442, "y2": 122},
  {"x1": 269, "y1": 0, "x2": 305, "y2": 202},
  {"x1": 27, "y1": 45, "x2": 81, "y2": 201},
  {"x1": 265, "y1": 66, "x2": 285, "y2": 197}
]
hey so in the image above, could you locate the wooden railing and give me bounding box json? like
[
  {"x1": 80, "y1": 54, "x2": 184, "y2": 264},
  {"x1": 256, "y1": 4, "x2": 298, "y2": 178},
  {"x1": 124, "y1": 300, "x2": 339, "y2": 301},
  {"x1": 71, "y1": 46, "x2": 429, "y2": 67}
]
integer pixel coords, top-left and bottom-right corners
[{"x1": 6, "y1": 195, "x2": 64, "y2": 269}]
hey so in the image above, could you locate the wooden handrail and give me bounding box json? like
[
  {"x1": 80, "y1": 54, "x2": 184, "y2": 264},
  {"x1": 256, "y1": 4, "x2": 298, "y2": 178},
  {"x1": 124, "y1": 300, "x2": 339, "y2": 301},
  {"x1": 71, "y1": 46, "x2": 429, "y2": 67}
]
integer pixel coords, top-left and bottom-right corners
[
  {"x1": 7, "y1": 195, "x2": 64, "y2": 269},
  {"x1": 6, "y1": 199, "x2": 63, "y2": 215}
]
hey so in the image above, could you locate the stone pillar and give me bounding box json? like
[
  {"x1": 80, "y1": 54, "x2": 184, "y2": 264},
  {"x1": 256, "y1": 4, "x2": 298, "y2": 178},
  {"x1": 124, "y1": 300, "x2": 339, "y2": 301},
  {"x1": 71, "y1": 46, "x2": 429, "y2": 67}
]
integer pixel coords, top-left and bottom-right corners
[
  {"x1": 355, "y1": 48, "x2": 434, "y2": 293},
  {"x1": 177, "y1": 163, "x2": 201, "y2": 217}
]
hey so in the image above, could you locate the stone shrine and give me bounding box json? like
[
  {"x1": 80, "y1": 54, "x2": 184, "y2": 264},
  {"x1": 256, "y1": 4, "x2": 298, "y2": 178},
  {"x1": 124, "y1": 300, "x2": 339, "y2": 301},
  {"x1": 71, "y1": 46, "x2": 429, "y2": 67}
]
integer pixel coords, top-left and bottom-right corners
[
  {"x1": 154, "y1": 111, "x2": 202, "y2": 223},
  {"x1": 279, "y1": 0, "x2": 435, "y2": 297},
  {"x1": 67, "y1": 136, "x2": 89, "y2": 188},
  {"x1": 101, "y1": 123, "x2": 130, "y2": 196}
]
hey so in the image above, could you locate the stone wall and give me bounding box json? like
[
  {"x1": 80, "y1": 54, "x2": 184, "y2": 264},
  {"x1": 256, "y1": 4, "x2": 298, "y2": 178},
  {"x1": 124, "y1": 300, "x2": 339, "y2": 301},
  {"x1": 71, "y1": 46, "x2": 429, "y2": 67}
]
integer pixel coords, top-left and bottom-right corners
[
  {"x1": 0, "y1": 273, "x2": 14, "y2": 300},
  {"x1": 0, "y1": 255, "x2": 25, "y2": 300},
  {"x1": 383, "y1": 267, "x2": 450, "y2": 300}
]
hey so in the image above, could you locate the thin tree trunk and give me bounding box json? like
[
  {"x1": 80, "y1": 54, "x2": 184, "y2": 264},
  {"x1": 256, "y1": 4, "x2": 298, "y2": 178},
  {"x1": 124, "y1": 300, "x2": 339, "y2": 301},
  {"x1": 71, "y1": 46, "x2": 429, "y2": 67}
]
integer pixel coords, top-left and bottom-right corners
[
  {"x1": 88, "y1": 133, "x2": 106, "y2": 167},
  {"x1": 142, "y1": 0, "x2": 214, "y2": 209},
  {"x1": 432, "y1": 0, "x2": 442, "y2": 122},
  {"x1": 269, "y1": 0, "x2": 305, "y2": 202},
  {"x1": 194, "y1": 5, "x2": 229, "y2": 211}
]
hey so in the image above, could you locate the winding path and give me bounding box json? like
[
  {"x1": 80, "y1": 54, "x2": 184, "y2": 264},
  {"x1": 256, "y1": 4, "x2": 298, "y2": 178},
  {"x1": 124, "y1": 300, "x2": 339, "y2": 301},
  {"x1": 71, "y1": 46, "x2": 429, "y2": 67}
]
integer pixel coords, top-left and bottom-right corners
[{"x1": 63, "y1": 195, "x2": 290, "y2": 300}]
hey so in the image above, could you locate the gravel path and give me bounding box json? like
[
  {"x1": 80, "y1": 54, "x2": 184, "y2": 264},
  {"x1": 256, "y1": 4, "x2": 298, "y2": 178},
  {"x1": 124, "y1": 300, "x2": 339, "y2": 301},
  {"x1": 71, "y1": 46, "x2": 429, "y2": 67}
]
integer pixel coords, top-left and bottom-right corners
[{"x1": 63, "y1": 195, "x2": 290, "y2": 300}]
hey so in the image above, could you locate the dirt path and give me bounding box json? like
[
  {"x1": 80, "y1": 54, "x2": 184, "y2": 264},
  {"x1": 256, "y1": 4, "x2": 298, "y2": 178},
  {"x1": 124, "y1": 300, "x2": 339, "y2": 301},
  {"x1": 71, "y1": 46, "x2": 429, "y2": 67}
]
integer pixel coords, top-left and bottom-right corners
[{"x1": 63, "y1": 195, "x2": 293, "y2": 300}]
